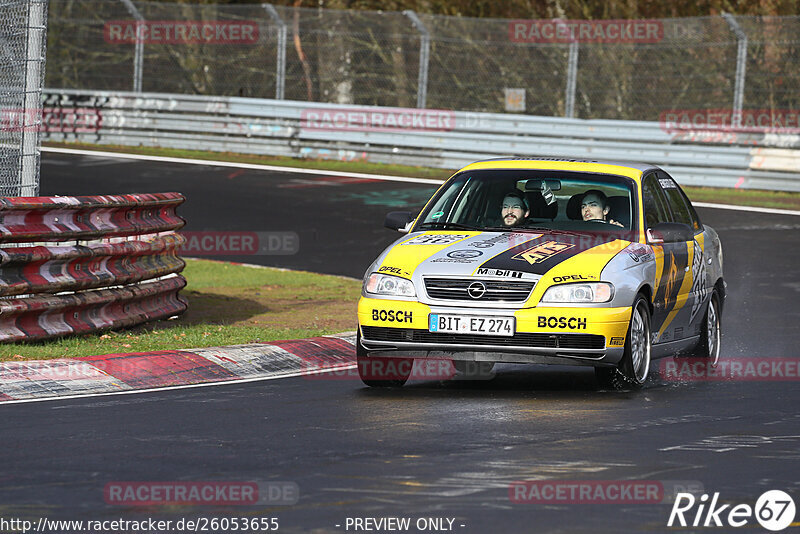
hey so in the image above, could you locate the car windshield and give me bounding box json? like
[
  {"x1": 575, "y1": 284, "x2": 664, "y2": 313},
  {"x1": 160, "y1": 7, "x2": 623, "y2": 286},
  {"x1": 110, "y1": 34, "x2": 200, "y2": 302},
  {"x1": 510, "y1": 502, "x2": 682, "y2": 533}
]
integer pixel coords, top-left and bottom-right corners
[{"x1": 415, "y1": 169, "x2": 637, "y2": 234}]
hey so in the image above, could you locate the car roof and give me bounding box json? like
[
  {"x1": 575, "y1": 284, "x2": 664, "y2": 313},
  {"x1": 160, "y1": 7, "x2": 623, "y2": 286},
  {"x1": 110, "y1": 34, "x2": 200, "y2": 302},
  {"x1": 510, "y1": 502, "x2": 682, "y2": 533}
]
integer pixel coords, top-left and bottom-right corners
[{"x1": 459, "y1": 157, "x2": 660, "y2": 181}]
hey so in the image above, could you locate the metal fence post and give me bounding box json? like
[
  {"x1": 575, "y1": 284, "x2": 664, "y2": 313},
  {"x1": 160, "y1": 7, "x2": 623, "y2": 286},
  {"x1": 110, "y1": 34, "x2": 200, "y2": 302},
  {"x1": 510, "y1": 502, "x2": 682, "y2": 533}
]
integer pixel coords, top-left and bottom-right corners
[
  {"x1": 263, "y1": 4, "x2": 286, "y2": 100},
  {"x1": 565, "y1": 40, "x2": 579, "y2": 118},
  {"x1": 19, "y1": 0, "x2": 48, "y2": 196},
  {"x1": 722, "y1": 13, "x2": 747, "y2": 128},
  {"x1": 557, "y1": 19, "x2": 580, "y2": 119},
  {"x1": 119, "y1": 0, "x2": 144, "y2": 93},
  {"x1": 403, "y1": 10, "x2": 430, "y2": 109}
]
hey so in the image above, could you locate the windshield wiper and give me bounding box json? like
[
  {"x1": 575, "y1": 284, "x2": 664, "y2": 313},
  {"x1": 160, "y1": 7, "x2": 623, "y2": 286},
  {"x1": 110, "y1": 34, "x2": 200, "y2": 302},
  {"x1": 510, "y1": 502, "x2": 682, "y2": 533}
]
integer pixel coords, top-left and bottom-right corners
[
  {"x1": 482, "y1": 226, "x2": 538, "y2": 232},
  {"x1": 523, "y1": 226, "x2": 585, "y2": 237},
  {"x1": 483, "y1": 225, "x2": 584, "y2": 237},
  {"x1": 417, "y1": 222, "x2": 480, "y2": 231}
]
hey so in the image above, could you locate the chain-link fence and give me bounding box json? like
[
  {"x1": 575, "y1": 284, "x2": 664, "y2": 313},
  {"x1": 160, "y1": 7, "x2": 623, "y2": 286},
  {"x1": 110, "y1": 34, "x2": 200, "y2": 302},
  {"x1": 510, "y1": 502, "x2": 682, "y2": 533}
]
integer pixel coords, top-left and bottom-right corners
[
  {"x1": 45, "y1": 1, "x2": 799, "y2": 122},
  {"x1": 1, "y1": 0, "x2": 48, "y2": 196}
]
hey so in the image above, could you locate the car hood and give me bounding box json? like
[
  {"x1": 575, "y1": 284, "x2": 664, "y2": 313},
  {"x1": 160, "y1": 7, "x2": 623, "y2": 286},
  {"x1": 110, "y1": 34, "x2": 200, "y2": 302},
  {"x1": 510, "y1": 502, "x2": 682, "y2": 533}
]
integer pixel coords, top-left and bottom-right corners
[{"x1": 379, "y1": 230, "x2": 632, "y2": 281}]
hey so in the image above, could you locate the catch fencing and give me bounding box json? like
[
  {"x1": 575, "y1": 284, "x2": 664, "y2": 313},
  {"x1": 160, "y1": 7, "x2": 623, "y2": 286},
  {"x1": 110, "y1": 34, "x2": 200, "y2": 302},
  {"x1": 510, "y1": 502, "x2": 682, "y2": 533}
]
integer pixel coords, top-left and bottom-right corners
[
  {"x1": 44, "y1": 2, "x2": 800, "y2": 122},
  {"x1": 0, "y1": 0, "x2": 48, "y2": 196},
  {"x1": 40, "y1": 89, "x2": 800, "y2": 192},
  {"x1": 0, "y1": 192, "x2": 187, "y2": 343}
]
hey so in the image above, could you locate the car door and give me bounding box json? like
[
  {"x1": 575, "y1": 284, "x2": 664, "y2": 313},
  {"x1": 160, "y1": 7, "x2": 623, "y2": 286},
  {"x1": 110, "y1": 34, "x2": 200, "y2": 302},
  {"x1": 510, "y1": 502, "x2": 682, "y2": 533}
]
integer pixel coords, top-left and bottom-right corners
[
  {"x1": 641, "y1": 172, "x2": 691, "y2": 345},
  {"x1": 657, "y1": 171, "x2": 709, "y2": 339}
]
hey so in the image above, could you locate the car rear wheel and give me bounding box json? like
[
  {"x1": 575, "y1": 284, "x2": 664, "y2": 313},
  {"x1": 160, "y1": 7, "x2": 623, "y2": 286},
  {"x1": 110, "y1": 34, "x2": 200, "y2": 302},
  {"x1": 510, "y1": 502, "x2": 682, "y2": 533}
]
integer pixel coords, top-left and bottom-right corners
[
  {"x1": 595, "y1": 295, "x2": 651, "y2": 389},
  {"x1": 356, "y1": 330, "x2": 412, "y2": 387},
  {"x1": 690, "y1": 290, "x2": 721, "y2": 365}
]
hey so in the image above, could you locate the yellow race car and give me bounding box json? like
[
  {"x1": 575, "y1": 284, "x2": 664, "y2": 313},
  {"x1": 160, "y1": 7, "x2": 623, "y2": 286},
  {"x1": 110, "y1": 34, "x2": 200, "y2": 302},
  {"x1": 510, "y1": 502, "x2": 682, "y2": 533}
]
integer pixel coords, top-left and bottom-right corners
[{"x1": 357, "y1": 158, "x2": 724, "y2": 389}]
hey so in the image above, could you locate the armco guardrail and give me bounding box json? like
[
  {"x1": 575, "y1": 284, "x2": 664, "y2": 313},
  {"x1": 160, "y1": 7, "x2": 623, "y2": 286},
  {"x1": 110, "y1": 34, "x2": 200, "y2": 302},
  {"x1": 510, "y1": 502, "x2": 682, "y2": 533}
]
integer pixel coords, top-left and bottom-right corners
[
  {"x1": 0, "y1": 192, "x2": 187, "y2": 343},
  {"x1": 41, "y1": 89, "x2": 800, "y2": 191}
]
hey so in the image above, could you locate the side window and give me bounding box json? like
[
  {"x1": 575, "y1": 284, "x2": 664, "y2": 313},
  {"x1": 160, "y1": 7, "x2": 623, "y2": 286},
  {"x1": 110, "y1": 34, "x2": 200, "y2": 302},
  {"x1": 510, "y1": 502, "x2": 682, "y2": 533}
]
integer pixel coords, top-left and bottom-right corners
[
  {"x1": 658, "y1": 172, "x2": 702, "y2": 232},
  {"x1": 641, "y1": 173, "x2": 671, "y2": 229},
  {"x1": 450, "y1": 178, "x2": 481, "y2": 224},
  {"x1": 459, "y1": 178, "x2": 490, "y2": 225},
  {"x1": 419, "y1": 176, "x2": 468, "y2": 224}
]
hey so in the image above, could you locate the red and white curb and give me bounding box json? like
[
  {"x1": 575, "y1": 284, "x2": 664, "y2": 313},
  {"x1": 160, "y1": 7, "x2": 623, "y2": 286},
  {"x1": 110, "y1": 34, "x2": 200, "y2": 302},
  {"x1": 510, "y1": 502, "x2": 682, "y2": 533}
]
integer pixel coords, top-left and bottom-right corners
[{"x1": 0, "y1": 333, "x2": 356, "y2": 403}]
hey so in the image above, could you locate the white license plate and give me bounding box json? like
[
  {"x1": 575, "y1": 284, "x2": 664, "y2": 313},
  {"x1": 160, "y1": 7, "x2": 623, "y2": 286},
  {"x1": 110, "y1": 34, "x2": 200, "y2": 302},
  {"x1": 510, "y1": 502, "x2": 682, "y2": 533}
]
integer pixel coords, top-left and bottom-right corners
[{"x1": 428, "y1": 314, "x2": 515, "y2": 336}]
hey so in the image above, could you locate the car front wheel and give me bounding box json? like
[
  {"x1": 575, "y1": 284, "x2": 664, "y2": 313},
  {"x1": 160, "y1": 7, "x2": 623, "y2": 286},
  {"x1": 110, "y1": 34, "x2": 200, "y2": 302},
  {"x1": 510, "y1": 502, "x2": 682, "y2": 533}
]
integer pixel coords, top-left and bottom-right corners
[
  {"x1": 356, "y1": 330, "x2": 413, "y2": 387},
  {"x1": 596, "y1": 295, "x2": 651, "y2": 389}
]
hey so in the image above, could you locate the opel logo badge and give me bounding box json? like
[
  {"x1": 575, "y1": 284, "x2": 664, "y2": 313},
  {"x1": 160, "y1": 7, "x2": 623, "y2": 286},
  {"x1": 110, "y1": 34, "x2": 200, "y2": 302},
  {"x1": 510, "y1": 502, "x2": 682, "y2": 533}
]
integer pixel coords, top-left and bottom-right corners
[
  {"x1": 467, "y1": 281, "x2": 486, "y2": 299},
  {"x1": 447, "y1": 249, "x2": 483, "y2": 259}
]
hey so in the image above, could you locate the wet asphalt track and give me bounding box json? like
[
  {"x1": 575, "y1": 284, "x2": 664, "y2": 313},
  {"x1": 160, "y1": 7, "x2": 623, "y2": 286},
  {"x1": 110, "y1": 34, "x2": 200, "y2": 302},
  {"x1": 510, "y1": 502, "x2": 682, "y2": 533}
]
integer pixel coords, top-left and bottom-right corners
[{"x1": 1, "y1": 152, "x2": 799, "y2": 533}]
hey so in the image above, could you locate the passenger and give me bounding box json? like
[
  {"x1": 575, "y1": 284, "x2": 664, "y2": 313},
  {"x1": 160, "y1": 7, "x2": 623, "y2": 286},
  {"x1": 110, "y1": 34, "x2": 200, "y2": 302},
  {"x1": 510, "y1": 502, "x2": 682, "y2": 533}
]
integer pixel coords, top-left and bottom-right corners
[
  {"x1": 581, "y1": 190, "x2": 623, "y2": 227},
  {"x1": 501, "y1": 191, "x2": 529, "y2": 227}
]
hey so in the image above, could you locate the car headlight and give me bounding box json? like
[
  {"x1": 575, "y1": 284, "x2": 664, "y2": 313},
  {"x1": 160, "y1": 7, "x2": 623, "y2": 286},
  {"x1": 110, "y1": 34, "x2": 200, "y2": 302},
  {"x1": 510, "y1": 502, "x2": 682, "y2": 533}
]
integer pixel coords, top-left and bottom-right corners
[
  {"x1": 364, "y1": 273, "x2": 416, "y2": 297},
  {"x1": 540, "y1": 282, "x2": 614, "y2": 303}
]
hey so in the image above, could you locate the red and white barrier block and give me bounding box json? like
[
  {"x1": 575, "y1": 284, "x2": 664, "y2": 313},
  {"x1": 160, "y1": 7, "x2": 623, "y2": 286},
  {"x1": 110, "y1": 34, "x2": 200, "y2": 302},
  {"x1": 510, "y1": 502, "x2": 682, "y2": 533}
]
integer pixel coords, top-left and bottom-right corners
[{"x1": 0, "y1": 334, "x2": 357, "y2": 402}]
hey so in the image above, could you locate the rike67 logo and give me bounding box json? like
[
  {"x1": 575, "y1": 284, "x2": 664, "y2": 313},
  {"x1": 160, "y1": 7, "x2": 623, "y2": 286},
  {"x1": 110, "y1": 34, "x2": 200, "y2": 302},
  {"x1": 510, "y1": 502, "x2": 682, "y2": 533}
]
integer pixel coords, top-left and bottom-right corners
[{"x1": 668, "y1": 490, "x2": 795, "y2": 531}]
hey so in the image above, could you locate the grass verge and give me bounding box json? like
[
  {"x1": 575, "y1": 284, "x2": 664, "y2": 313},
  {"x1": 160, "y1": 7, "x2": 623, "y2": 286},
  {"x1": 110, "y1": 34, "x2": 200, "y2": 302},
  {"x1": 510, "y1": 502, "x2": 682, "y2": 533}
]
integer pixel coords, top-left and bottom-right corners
[
  {"x1": 0, "y1": 259, "x2": 361, "y2": 361},
  {"x1": 44, "y1": 141, "x2": 800, "y2": 211}
]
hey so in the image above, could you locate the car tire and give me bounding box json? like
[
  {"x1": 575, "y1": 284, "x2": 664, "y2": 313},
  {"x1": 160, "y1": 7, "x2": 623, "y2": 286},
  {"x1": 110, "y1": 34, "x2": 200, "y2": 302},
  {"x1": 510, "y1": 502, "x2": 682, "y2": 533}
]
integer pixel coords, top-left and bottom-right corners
[
  {"x1": 356, "y1": 330, "x2": 412, "y2": 387},
  {"x1": 595, "y1": 295, "x2": 651, "y2": 390},
  {"x1": 453, "y1": 361, "x2": 495, "y2": 380},
  {"x1": 689, "y1": 290, "x2": 721, "y2": 365}
]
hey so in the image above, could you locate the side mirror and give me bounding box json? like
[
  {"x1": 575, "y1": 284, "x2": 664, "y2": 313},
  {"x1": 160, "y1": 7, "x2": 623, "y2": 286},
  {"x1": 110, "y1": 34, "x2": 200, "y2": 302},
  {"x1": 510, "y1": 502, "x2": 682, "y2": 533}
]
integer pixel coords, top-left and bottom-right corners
[
  {"x1": 647, "y1": 222, "x2": 693, "y2": 244},
  {"x1": 384, "y1": 211, "x2": 415, "y2": 233}
]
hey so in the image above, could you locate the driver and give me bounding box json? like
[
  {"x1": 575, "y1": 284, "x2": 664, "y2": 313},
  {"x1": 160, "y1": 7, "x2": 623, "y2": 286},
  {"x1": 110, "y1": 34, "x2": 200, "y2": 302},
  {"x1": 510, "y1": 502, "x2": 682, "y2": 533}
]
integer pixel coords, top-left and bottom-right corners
[
  {"x1": 581, "y1": 190, "x2": 623, "y2": 227},
  {"x1": 501, "y1": 191, "x2": 529, "y2": 227}
]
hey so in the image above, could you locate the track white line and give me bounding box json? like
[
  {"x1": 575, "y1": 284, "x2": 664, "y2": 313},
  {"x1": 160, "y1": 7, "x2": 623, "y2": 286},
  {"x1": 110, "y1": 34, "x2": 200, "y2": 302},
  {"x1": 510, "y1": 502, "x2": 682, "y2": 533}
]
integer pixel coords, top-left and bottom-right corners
[
  {"x1": 43, "y1": 146, "x2": 800, "y2": 216},
  {"x1": 0, "y1": 363, "x2": 359, "y2": 406},
  {"x1": 693, "y1": 202, "x2": 800, "y2": 216},
  {"x1": 41, "y1": 146, "x2": 445, "y2": 185}
]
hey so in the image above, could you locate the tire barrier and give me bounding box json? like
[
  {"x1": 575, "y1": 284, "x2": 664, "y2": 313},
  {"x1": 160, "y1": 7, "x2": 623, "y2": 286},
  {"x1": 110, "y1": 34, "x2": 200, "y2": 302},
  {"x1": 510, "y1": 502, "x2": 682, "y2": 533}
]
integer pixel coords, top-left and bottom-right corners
[
  {"x1": 0, "y1": 234, "x2": 185, "y2": 296},
  {"x1": 0, "y1": 192, "x2": 185, "y2": 242},
  {"x1": 0, "y1": 193, "x2": 187, "y2": 343}
]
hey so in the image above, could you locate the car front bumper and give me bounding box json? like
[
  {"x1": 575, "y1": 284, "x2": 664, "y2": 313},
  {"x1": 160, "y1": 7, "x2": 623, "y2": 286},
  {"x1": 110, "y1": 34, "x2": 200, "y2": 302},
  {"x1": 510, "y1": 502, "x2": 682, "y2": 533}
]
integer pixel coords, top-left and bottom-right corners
[{"x1": 358, "y1": 297, "x2": 632, "y2": 367}]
